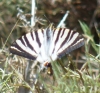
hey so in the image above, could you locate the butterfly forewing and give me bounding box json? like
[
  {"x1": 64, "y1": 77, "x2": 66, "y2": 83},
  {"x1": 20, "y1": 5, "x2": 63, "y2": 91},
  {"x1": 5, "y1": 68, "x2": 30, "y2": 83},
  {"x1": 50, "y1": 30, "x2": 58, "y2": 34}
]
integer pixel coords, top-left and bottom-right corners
[
  {"x1": 10, "y1": 25, "x2": 84, "y2": 64},
  {"x1": 10, "y1": 29, "x2": 45, "y2": 60},
  {"x1": 50, "y1": 28, "x2": 84, "y2": 58}
]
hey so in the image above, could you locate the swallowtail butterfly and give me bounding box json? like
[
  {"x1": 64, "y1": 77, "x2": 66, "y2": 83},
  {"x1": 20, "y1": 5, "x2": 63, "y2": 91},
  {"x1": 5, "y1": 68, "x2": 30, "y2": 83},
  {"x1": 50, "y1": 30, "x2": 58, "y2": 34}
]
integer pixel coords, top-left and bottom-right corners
[{"x1": 10, "y1": 24, "x2": 84, "y2": 67}]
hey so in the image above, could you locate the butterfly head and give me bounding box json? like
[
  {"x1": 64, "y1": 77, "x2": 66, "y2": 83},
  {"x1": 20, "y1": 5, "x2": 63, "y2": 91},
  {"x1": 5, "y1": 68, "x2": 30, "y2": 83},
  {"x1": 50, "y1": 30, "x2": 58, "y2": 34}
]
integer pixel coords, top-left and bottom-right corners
[
  {"x1": 44, "y1": 62, "x2": 50, "y2": 67},
  {"x1": 44, "y1": 62, "x2": 53, "y2": 75}
]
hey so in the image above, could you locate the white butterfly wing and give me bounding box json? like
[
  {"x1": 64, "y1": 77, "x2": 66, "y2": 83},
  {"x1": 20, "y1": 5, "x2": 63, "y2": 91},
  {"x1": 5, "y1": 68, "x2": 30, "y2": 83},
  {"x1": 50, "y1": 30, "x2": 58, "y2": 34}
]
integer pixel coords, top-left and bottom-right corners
[
  {"x1": 10, "y1": 25, "x2": 84, "y2": 63},
  {"x1": 10, "y1": 29, "x2": 44, "y2": 60},
  {"x1": 49, "y1": 28, "x2": 84, "y2": 60}
]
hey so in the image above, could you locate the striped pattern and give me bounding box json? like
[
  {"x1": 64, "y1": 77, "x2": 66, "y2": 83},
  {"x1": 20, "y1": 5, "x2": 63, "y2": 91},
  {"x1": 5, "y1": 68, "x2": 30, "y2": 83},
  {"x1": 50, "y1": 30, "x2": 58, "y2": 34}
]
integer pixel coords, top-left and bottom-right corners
[{"x1": 10, "y1": 24, "x2": 84, "y2": 65}]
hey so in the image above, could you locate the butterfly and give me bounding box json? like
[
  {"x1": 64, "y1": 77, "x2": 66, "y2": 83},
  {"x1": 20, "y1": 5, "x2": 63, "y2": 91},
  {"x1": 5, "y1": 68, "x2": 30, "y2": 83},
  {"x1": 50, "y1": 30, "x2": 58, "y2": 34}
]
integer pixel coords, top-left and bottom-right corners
[{"x1": 10, "y1": 24, "x2": 84, "y2": 67}]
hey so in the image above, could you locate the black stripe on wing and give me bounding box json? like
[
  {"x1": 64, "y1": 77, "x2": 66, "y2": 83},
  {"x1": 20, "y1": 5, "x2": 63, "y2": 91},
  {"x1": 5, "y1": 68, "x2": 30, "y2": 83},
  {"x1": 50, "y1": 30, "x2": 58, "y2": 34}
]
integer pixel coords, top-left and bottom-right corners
[
  {"x1": 61, "y1": 28, "x2": 66, "y2": 37},
  {"x1": 10, "y1": 42, "x2": 37, "y2": 60},
  {"x1": 20, "y1": 37, "x2": 26, "y2": 46},
  {"x1": 31, "y1": 31, "x2": 34, "y2": 40},
  {"x1": 54, "y1": 28, "x2": 62, "y2": 44},
  {"x1": 35, "y1": 30, "x2": 41, "y2": 47}
]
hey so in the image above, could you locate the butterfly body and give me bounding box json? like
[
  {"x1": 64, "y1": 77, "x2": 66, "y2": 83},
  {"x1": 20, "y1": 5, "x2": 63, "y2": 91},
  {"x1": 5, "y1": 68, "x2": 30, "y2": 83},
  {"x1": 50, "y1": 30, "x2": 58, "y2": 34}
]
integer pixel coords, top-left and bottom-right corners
[{"x1": 10, "y1": 24, "x2": 84, "y2": 66}]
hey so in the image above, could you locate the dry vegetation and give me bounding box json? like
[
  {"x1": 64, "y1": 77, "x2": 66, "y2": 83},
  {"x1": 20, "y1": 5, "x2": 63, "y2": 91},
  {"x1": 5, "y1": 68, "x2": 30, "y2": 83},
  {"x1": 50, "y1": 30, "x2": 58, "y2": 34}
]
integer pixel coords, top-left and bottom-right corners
[{"x1": 0, "y1": 0, "x2": 100, "y2": 93}]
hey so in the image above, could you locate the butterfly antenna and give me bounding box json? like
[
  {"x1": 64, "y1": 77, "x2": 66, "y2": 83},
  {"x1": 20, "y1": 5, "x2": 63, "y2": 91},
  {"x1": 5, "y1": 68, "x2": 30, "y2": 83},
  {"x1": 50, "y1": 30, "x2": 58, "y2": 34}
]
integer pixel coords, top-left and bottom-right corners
[
  {"x1": 43, "y1": 15, "x2": 51, "y2": 24},
  {"x1": 43, "y1": 15, "x2": 55, "y2": 30}
]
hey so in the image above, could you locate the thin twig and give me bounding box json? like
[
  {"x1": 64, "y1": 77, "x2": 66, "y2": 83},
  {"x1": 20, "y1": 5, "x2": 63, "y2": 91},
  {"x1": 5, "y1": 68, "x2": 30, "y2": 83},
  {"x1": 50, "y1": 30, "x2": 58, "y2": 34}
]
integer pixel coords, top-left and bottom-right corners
[
  {"x1": 57, "y1": 11, "x2": 69, "y2": 28},
  {"x1": 31, "y1": 0, "x2": 36, "y2": 27},
  {"x1": 2, "y1": 20, "x2": 19, "y2": 51}
]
